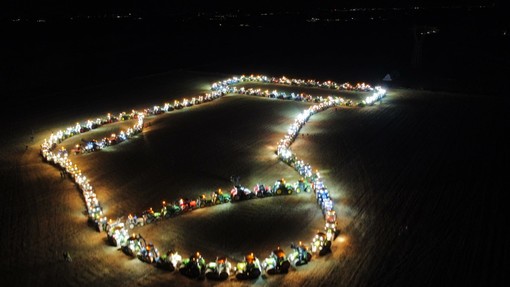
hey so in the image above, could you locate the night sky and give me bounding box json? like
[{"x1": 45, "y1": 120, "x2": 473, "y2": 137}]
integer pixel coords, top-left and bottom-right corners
[{"x1": 3, "y1": 0, "x2": 500, "y2": 18}]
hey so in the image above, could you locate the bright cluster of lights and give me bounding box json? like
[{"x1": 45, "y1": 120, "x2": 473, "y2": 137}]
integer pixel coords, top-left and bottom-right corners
[
  {"x1": 273, "y1": 98, "x2": 340, "y2": 247},
  {"x1": 39, "y1": 111, "x2": 146, "y2": 230},
  {"x1": 39, "y1": 74, "x2": 385, "y2": 280},
  {"x1": 40, "y1": 111, "x2": 144, "y2": 153},
  {"x1": 211, "y1": 74, "x2": 376, "y2": 92},
  {"x1": 276, "y1": 98, "x2": 339, "y2": 164},
  {"x1": 362, "y1": 86, "x2": 387, "y2": 105},
  {"x1": 41, "y1": 146, "x2": 107, "y2": 226}
]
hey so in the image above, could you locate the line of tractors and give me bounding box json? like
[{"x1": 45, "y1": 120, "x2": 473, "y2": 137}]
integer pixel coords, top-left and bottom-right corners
[
  {"x1": 39, "y1": 74, "x2": 385, "y2": 283},
  {"x1": 104, "y1": 175, "x2": 339, "y2": 280}
]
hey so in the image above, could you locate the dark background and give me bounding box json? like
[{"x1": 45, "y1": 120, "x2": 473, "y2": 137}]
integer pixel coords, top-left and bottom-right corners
[{"x1": 2, "y1": 1, "x2": 508, "y2": 101}]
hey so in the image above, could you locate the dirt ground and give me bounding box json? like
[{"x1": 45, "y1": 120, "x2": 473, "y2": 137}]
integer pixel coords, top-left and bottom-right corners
[{"x1": 0, "y1": 71, "x2": 505, "y2": 286}]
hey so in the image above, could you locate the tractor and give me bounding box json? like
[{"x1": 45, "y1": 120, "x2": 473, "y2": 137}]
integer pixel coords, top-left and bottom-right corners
[
  {"x1": 179, "y1": 198, "x2": 197, "y2": 212},
  {"x1": 125, "y1": 214, "x2": 144, "y2": 229},
  {"x1": 106, "y1": 220, "x2": 128, "y2": 247},
  {"x1": 162, "y1": 201, "x2": 181, "y2": 218},
  {"x1": 262, "y1": 247, "x2": 291, "y2": 274},
  {"x1": 205, "y1": 256, "x2": 232, "y2": 280},
  {"x1": 272, "y1": 178, "x2": 295, "y2": 195},
  {"x1": 198, "y1": 194, "x2": 214, "y2": 208},
  {"x1": 235, "y1": 253, "x2": 262, "y2": 280},
  {"x1": 288, "y1": 242, "x2": 312, "y2": 266},
  {"x1": 311, "y1": 231, "x2": 332, "y2": 256},
  {"x1": 140, "y1": 242, "x2": 160, "y2": 264},
  {"x1": 142, "y1": 207, "x2": 162, "y2": 224},
  {"x1": 121, "y1": 234, "x2": 144, "y2": 257},
  {"x1": 312, "y1": 178, "x2": 325, "y2": 193},
  {"x1": 231, "y1": 185, "x2": 256, "y2": 201},
  {"x1": 294, "y1": 178, "x2": 312, "y2": 193},
  {"x1": 156, "y1": 250, "x2": 182, "y2": 271},
  {"x1": 180, "y1": 252, "x2": 207, "y2": 279},
  {"x1": 316, "y1": 188, "x2": 330, "y2": 205},
  {"x1": 212, "y1": 189, "x2": 231, "y2": 204},
  {"x1": 253, "y1": 183, "x2": 272, "y2": 197},
  {"x1": 324, "y1": 210, "x2": 338, "y2": 237}
]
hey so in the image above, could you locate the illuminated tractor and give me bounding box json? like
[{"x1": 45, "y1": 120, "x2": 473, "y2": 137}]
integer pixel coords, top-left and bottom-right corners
[
  {"x1": 107, "y1": 133, "x2": 118, "y2": 145},
  {"x1": 288, "y1": 242, "x2": 312, "y2": 266},
  {"x1": 182, "y1": 98, "x2": 191, "y2": 107},
  {"x1": 292, "y1": 93, "x2": 304, "y2": 101},
  {"x1": 125, "y1": 213, "x2": 144, "y2": 229},
  {"x1": 235, "y1": 253, "x2": 262, "y2": 280},
  {"x1": 119, "y1": 112, "x2": 132, "y2": 121},
  {"x1": 180, "y1": 252, "x2": 207, "y2": 279},
  {"x1": 174, "y1": 100, "x2": 183, "y2": 109},
  {"x1": 142, "y1": 207, "x2": 162, "y2": 224},
  {"x1": 106, "y1": 221, "x2": 128, "y2": 247},
  {"x1": 198, "y1": 194, "x2": 214, "y2": 207},
  {"x1": 94, "y1": 216, "x2": 108, "y2": 232},
  {"x1": 121, "y1": 233, "x2": 144, "y2": 257},
  {"x1": 83, "y1": 140, "x2": 99, "y2": 153},
  {"x1": 71, "y1": 144, "x2": 83, "y2": 155},
  {"x1": 140, "y1": 242, "x2": 160, "y2": 264},
  {"x1": 87, "y1": 204, "x2": 103, "y2": 227},
  {"x1": 272, "y1": 178, "x2": 295, "y2": 195},
  {"x1": 294, "y1": 178, "x2": 312, "y2": 193},
  {"x1": 166, "y1": 104, "x2": 175, "y2": 112},
  {"x1": 262, "y1": 247, "x2": 291, "y2": 275},
  {"x1": 325, "y1": 224, "x2": 336, "y2": 242},
  {"x1": 325, "y1": 210, "x2": 338, "y2": 232},
  {"x1": 162, "y1": 201, "x2": 182, "y2": 218},
  {"x1": 156, "y1": 250, "x2": 183, "y2": 271},
  {"x1": 316, "y1": 188, "x2": 330, "y2": 205},
  {"x1": 324, "y1": 210, "x2": 338, "y2": 241},
  {"x1": 212, "y1": 189, "x2": 231, "y2": 204},
  {"x1": 190, "y1": 97, "x2": 199, "y2": 105},
  {"x1": 311, "y1": 178, "x2": 324, "y2": 193},
  {"x1": 231, "y1": 185, "x2": 256, "y2": 201},
  {"x1": 179, "y1": 198, "x2": 197, "y2": 212},
  {"x1": 101, "y1": 113, "x2": 117, "y2": 124},
  {"x1": 311, "y1": 231, "x2": 332, "y2": 256},
  {"x1": 205, "y1": 256, "x2": 232, "y2": 280},
  {"x1": 321, "y1": 197, "x2": 334, "y2": 214},
  {"x1": 253, "y1": 183, "x2": 272, "y2": 197}
]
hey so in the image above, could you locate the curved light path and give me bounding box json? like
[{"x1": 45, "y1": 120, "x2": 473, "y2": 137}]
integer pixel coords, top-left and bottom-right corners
[{"x1": 39, "y1": 74, "x2": 386, "y2": 281}]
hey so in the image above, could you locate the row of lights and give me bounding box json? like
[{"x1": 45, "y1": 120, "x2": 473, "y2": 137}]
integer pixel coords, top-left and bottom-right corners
[{"x1": 39, "y1": 74, "x2": 386, "y2": 280}]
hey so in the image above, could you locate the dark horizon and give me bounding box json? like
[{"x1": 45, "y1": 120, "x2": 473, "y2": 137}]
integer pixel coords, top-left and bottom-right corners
[{"x1": 3, "y1": 0, "x2": 501, "y2": 20}]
